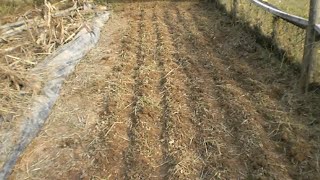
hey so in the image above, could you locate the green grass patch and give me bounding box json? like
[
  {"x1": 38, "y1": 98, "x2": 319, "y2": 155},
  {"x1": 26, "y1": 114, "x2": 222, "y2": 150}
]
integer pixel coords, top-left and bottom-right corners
[{"x1": 264, "y1": 0, "x2": 309, "y2": 18}]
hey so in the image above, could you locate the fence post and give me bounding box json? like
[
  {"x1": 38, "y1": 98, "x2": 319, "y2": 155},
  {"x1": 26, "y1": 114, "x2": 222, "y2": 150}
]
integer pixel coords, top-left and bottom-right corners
[
  {"x1": 231, "y1": 0, "x2": 238, "y2": 21},
  {"x1": 300, "y1": 0, "x2": 320, "y2": 93}
]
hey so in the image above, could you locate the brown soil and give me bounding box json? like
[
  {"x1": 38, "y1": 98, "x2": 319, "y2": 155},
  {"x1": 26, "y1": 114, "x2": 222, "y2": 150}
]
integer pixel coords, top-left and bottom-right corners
[{"x1": 8, "y1": 1, "x2": 320, "y2": 179}]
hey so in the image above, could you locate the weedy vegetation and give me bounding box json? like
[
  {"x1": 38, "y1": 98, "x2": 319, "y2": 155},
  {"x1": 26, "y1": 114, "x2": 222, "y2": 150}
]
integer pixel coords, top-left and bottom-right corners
[{"x1": 265, "y1": 0, "x2": 309, "y2": 18}]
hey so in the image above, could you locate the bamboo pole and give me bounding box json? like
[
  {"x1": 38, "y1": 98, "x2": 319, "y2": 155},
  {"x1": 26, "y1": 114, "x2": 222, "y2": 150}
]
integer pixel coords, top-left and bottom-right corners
[{"x1": 300, "y1": 0, "x2": 320, "y2": 93}]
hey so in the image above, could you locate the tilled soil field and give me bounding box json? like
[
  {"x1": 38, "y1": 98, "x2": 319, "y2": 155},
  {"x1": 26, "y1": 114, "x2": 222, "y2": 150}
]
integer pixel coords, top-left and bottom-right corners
[{"x1": 9, "y1": 1, "x2": 320, "y2": 179}]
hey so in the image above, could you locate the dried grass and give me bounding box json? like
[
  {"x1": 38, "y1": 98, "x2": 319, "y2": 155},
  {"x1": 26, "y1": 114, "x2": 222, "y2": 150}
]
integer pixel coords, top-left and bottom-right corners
[
  {"x1": 0, "y1": 0, "x2": 101, "y2": 121},
  {"x1": 5, "y1": 1, "x2": 320, "y2": 179}
]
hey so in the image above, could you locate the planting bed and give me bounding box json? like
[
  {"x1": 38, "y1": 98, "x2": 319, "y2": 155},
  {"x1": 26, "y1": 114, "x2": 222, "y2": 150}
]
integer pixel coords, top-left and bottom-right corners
[{"x1": 5, "y1": 1, "x2": 320, "y2": 179}]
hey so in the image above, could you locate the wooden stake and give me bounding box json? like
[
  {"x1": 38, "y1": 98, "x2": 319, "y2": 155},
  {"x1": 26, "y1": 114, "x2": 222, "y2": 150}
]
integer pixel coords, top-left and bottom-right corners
[
  {"x1": 232, "y1": 0, "x2": 238, "y2": 22},
  {"x1": 300, "y1": 0, "x2": 320, "y2": 93}
]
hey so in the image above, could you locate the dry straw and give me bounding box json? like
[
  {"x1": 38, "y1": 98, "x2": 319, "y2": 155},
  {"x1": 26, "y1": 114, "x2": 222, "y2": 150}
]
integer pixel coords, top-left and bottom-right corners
[{"x1": 0, "y1": 0, "x2": 97, "y2": 121}]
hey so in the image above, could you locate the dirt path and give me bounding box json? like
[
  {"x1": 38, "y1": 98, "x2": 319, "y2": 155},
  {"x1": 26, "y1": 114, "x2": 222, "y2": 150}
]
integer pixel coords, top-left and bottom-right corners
[{"x1": 8, "y1": 1, "x2": 320, "y2": 179}]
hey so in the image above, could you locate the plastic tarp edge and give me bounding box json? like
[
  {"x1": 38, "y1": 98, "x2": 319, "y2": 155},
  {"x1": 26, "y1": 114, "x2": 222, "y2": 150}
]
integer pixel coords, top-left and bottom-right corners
[{"x1": 0, "y1": 12, "x2": 110, "y2": 179}]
